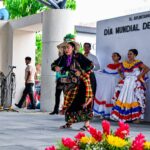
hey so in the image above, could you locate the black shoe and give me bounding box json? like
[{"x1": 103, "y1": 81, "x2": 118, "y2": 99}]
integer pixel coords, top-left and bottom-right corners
[
  {"x1": 27, "y1": 106, "x2": 36, "y2": 109},
  {"x1": 49, "y1": 111, "x2": 58, "y2": 115},
  {"x1": 15, "y1": 103, "x2": 21, "y2": 108}
]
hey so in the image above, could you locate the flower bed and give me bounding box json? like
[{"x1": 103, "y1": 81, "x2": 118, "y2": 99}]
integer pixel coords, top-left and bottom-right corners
[{"x1": 45, "y1": 120, "x2": 150, "y2": 150}]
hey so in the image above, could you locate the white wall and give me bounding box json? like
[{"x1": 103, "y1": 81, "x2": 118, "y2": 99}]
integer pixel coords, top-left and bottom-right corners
[
  {"x1": 1, "y1": 21, "x2": 36, "y2": 107},
  {"x1": 76, "y1": 33, "x2": 96, "y2": 55},
  {"x1": 12, "y1": 30, "x2": 35, "y2": 105}
]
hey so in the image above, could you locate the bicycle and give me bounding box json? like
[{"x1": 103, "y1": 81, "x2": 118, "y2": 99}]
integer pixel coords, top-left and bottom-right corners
[
  {"x1": 0, "y1": 71, "x2": 6, "y2": 110},
  {"x1": 0, "y1": 66, "x2": 18, "y2": 112}
]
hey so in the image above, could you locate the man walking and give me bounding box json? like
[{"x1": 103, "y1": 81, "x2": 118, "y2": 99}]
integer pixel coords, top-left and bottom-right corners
[{"x1": 15, "y1": 57, "x2": 36, "y2": 109}]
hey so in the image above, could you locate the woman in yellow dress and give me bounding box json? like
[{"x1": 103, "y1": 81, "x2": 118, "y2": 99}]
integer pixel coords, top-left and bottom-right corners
[{"x1": 111, "y1": 49, "x2": 150, "y2": 122}]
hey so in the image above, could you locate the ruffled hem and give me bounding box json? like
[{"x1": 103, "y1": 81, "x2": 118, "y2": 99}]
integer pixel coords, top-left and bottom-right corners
[
  {"x1": 111, "y1": 99, "x2": 143, "y2": 121},
  {"x1": 94, "y1": 98, "x2": 113, "y2": 118}
]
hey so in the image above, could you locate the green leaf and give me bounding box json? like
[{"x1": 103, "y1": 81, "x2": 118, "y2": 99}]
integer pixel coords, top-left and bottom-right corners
[{"x1": 4, "y1": 0, "x2": 77, "y2": 19}]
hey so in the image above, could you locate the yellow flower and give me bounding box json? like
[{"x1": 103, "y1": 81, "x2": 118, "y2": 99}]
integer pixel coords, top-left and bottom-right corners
[
  {"x1": 107, "y1": 135, "x2": 128, "y2": 148},
  {"x1": 144, "y1": 141, "x2": 150, "y2": 149},
  {"x1": 80, "y1": 136, "x2": 98, "y2": 144}
]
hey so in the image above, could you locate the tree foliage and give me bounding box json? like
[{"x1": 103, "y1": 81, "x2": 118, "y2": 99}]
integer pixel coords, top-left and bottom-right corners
[
  {"x1": 35, "y1": 33, "x2": 42, "y2": 65},
  {"x1": 3, "y1": 0, "x2": 45, "y2": 19},
  {"x1": 4, "y1": 0, "x2": 76, "y2": 19},
  {"x1": 66, "y1": 0, "x2": 76, "y2": 10}
]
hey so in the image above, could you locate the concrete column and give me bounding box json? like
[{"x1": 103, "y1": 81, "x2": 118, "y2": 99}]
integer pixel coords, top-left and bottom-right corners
[
  {"x1": 0, "y1": 22, "x2": 14, "y2": 108},
  {"x1": 0, "y1": 21, "x2": 9, "y2": 107},
  {"x1": 40, "y1": 9, "x2": 75, "y2": 112},
  {"x1": 0, "y1": 21, "x2": 10, "y2": 74}
]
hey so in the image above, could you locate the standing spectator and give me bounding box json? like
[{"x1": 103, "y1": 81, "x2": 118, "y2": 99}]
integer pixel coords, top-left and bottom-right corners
[
  {"x1": 49, "y1": 47, "x2": 66, "y2": 115},
  {"x1": 35, "y1": 64, "x2": 41, "y2": 96},
  {"x1": 93, "y1": 52, "x2": 121, "y2": 118},
  {"x1": 84, "y1": 42, "x2": 100, "y2": 71},
  {"x1": 15, "y1": 57, "x2": 36, "y2": 109},
  {"x1": 49, "y1": 34, "x2": 76, "y2": 115}
]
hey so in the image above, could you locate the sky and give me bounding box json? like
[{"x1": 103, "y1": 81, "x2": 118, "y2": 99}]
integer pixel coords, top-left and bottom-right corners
[{"x1": 75, "y1": 0, "x2": 150, "y2": 25}]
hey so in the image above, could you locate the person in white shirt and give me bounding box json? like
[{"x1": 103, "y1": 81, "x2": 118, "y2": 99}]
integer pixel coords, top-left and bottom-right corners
[
  {"x1": 83, "y1": 43, "x2": 100, "y2": 71},
  {"x1": 15, "y1": 57, "x2": 36, "y2": 109}
]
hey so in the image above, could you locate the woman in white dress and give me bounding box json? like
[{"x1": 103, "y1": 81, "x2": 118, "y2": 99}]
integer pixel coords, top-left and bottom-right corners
[
  {"x1": 93, "y1": 52, "x2": 121, "y2": 118},
  {"x1": 111, "y1": 49, "x2": 150, "y2": 122}
]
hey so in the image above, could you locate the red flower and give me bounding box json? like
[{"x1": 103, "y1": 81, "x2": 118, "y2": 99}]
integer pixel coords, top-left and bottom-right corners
[
  {"x1": 102, "y1": 120, "x2": 110, "y2": 135},
  {"x1": 130, "y1": 133, "x2": 145, "y2": 150},
  {"x1": 45, "y1": 145, "x2": 56, "y2": 150},
  {"x1": 71, "y1": 145, "x2": 80, "y2": 150},
  {"x1": 62, "y1": 137, "x2": 77, "y2": 149},
  {"x1": 115, "y1": 121, "x2": 130, "y2": 139},
  {"x1": 74, "y1": 132, "x2": 86, "y2": 140},
  {"x1": 88, "y1": 126, "x2": 102, "y2": 141}
]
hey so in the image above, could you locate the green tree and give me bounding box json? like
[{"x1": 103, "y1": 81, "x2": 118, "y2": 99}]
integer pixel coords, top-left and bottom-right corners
[
  {"x1": 4, "y1": 0, "x2": 76, "y2": 19},
  {"x1": 35, "y1": 33, "x2": 42, "y2": 65},
  {"x1": 3, "y1": 0, "x2": 46, "y2": 19},
  {"x1": 66, "y1": 0, "x2": 76, "y2": 10}
]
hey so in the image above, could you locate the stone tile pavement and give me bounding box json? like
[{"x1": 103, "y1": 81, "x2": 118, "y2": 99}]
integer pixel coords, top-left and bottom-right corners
[{"x1": 0, "y1": 110, "x2": 150, "y2": 150}]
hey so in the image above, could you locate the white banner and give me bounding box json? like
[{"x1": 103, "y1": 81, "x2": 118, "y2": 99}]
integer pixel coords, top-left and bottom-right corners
[{"x1": 96, "y1": 11, "x2": 150, "y2": 69}]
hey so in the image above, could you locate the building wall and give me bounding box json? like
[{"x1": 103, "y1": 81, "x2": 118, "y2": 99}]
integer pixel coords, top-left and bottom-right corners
[
  {"x1": 76, "y1": 32, "x2": 96, "y2": 55},
  {"x1": 1, "y1": 10, "x2": 75, "y2": 110},
  {"x1": 12, "y1": 30, "x2": 35, "y2": 105},
  {"x1": 0, "y1": 23, "x2": 35, "y2": 107}
]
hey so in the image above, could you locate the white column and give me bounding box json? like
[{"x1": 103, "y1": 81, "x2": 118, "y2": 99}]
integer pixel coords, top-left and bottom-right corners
[
  {"x1": 0, "y1": 21, "x2": 10, "y2": 74},
  {"x1": 40, "y1": 9, "x2": 75, "y2": 112},
  {"x1": 0, "y1": 21, "x2": 10, "y2": 107}
]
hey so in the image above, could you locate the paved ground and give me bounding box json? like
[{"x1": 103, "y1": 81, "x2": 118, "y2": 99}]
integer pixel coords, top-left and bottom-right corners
[{"x1": 0, "y1": 109, "x2": 150, "y2": 150}]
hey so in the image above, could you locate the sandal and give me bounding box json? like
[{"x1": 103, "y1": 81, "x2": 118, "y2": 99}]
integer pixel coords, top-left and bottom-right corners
[
  {"x1": 80, "y1": 125, "x2": 89, "y2": 131},
  {"x1": 133, "y1": 119, "x2": 140, "y2": 124},
  {"x1": 59, "y1": 123, "x2": 71, "y2": 129}
]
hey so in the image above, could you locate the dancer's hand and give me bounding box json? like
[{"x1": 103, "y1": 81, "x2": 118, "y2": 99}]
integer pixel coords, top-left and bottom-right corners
[
  {"x1": 137, "y1": 74, "x2": 144, "y2": 82},
  {"x1": 75, "y1": 70, "x2": 81, "y2": 76},
  {"x1": 55, "y1": 66, "x2": 61, "y2": 72},
  {"x1": 82, "y1": 103, "x2": 88, "y2": 109},
  {"x1": 82, "y1": 98, "x2": 93, "y2": 109}
]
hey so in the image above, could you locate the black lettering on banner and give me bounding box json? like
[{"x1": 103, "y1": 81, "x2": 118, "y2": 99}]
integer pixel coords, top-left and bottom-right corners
[
  {"x1": 115, "y1": 24, "x2": 140, "y2": 34},
  {"x1": 133, "y1": 14, "x2": 150, "y2": 20},
  {"x1": 103, "y1": 19, "x2": 150, "y2": 36},
  {"x1": 143, "y1": 22, "x2": 150, "y2": 30},
  {"x1": 129, "y1": 17, "x2": 132, "y2": 21},
  {"x1": 104, "y1": 28, "x2": 113, "y2": 35}
]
